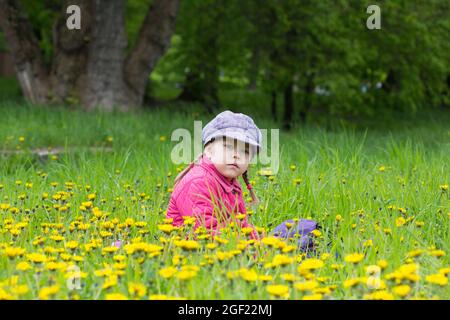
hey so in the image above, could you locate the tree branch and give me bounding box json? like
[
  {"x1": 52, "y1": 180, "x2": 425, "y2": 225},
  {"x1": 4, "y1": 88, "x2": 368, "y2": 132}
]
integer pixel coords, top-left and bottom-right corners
[
  {"x1": 124, "y1": 0, "x2": 180, "y2": 99},
  {"x1": 0, "y1": 0, "x2": 50, "y2": 103}
]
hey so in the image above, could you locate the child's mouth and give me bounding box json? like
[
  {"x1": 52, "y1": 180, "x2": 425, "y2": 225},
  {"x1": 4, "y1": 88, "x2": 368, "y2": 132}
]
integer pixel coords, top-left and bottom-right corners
[{"x1": 227, "y1": 163, "x2": 239, "y2": 169}]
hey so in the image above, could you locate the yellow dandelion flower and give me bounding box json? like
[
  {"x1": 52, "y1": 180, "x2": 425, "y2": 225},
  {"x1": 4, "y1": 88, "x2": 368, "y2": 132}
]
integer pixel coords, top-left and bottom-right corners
[
  {"x1": 38, "y1": 285, "x2": 60, "y2": 300},
  {"x1": 429, "y1": 250, "x2": 445, "y2": 257},
  {"x1": 343, "y1": 277, "x2": 365, "y2": 289},
  {"x1": 302, "y1": 293, "x2": 323, "y2": 300},
  {"x1": 102, "y1": 275, "x2": 119, "y2": 289},
  {"x1": 241, "y1": 227, "x2": 254, "y2": 235},
  {"x1": 407, "y1": 249, "x2": 424, "y2": 258},
  {"x1": 0, "y1": 203, "x2": 11, "y2": 210},
  {"x1": 176, "y1": 270, "x2": 197, "y2": 280},
  {"x1": 425, "y1": 274, "x2": 448, "y2": 286},
  {"x1": 102, "y1": 246, "x2": 120, "y2": 255},
  {"x1": 258, "y1": 274, "x2": 273, "y2": 282},
  {"x1": 281, "y1": 273, "x2": 297, "y2": 282},
  {"x1": 159, "y1": 267, "x2": 178, "y2": 279},
  {"x1": 363, "y1": 290, "x2": 394, "y2": 300},
  {"x1": 27, "y1": 253, "x2": 47, "y2": 264},
  {"x1": 363, "y1": 239, "x2": 373, "y2": 247},
  {"x1": 266, "y1": 284, "x2": 289, "y2": 298},
  {"x1": 344, "y1": 253, "x2": 364, "y2": 264},
  {"x1": 128, "y1": 283, "x2": 147, "y2": 298},
  {"x1": 294, "y1": 281, "x2": 318, "y2": 292},
  {"x1": 11, "y1": 284, "x2": 29, "y2": 295},
  {"x1": 331, "y1": 263, "x2": 344, "y2": 270},
  {"x1": 438, "y1": 267, "x2": 450, "y2": 276},
  {"x1": 66, "y1": 241, "x2": 79, "y2": 250},
  {"x1": 377, "y1": 260, "x2": 388, "y2": 269},
  {"x1": 105, "y1": 293, "x2": 128, "y2": 300},
  {"x1": 3, "y1": 247, "x2": 26, "y2": 258},
  {"x1": 271, "y1": 254, "x2": 294, "y2": 267},
  {"x1": 311, "y1": 230, "x2": 322, "y2": 237},
  {"x1": 239, "y1": 268, "x2": 258, "y2": 282},
  {"x1": 149, "y1": 294, "x2": 186, "y2": 300},
  {"x1": 392, "y1": 285, "x2": 411, "y2": 297},
  {"x1": 297, "y1": 258, "x2": 324, "y2": 276},
  {"x1": 261, "y1": 236, "x2": 282, "y2": 247},
  {"x1": 158, "y1": 224, "x2": 178, "y2": 234},
  {"x1": 206, "y1": 243, "x2": 218, "y2": 250},
  {"x1": 16, "y1": 261, "x2": 32, "y2": 271},
  {"x1": 174, "y1": 240, "x2": 200, "y2": 251},
  {"x1": 396, "y1": 217, "x2": 406, "y2": 227}
]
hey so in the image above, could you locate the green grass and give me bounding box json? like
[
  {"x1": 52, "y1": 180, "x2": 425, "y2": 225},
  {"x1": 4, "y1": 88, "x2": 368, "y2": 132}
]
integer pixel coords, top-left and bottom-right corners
[{"x1": 0, "y1": 100, "x2": 449, "y2": 300}]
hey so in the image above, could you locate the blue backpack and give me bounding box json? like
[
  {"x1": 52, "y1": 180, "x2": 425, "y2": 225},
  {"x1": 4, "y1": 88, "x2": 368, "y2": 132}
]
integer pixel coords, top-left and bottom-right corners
[{"x1": 270, "y1": 219, "x2": 318, "y2": 253}]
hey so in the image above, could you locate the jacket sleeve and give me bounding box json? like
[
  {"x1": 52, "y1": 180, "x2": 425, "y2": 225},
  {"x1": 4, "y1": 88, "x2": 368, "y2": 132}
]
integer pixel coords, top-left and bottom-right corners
[{"x1": 176, "y1": 178, "x2": 221, "y2": 234}]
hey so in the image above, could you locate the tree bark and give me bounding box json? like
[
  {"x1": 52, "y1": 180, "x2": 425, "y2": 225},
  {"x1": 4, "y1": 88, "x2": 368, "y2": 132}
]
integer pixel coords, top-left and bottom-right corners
[
  {"x1": 1, "y1": 0, "x2": 180, "y2": 111},
  {"x1": 82, "y1": 0, "x2": 131, "y2": 111},
  {"x1": 0, "y1": 0, "x2": 50, "y2": 104},
  {"x1": 125, "y1": 0, "x2": 180, "y2": 106},
  {"x1": 50, "y1": 0, "x2": 92, "y2": 104}
]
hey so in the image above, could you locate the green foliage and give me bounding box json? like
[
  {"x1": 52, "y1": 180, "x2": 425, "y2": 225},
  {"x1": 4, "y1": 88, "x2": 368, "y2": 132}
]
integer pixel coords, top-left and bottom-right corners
[
  {"x1": 19, "y1": 0, "x2": 60, "y2": 63},
  {"x1": 3, "y1": 0, "x2": 449, "y2": 118},
  {"x1": 157, "y1": 0, "x2": 450, "y2": 118},
  {"x1": 125, "y1": 0, "x2": 153, "y2": 51},
  {"x1": 0, "y1": 77, "x2": 21, "y2": 101}
]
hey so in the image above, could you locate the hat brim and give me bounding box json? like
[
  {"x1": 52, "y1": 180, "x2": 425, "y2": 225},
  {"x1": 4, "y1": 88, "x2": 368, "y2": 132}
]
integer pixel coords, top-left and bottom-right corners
[{"x1": 206, "y1": 129, "x2": 261, "y2": 149}]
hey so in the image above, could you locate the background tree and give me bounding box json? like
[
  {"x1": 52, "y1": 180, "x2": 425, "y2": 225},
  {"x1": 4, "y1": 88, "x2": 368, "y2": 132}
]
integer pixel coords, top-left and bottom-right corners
[
  {"x1": 1, "y1": 0, "x2": 448, "y2": 121},
  {"x1": 0, "y1": 0, "x2": 180, "y2": 110}
]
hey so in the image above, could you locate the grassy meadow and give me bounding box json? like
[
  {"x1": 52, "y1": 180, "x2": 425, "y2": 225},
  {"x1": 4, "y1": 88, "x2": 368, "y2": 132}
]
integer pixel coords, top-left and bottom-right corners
[{"x1": 0, "y1": 98, "x2": 449, "y2": 300}]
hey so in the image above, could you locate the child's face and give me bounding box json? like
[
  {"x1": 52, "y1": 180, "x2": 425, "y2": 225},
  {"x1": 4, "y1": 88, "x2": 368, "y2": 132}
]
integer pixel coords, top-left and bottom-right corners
[{"x1": 205, "y1": 137, "x2": 256, "y2": 181}]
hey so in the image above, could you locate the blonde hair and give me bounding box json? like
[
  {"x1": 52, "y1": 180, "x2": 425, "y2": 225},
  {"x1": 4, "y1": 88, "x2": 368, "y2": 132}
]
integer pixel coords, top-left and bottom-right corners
[{"x1": 173, "y1": 138, "x2": 260, "y2": 206}]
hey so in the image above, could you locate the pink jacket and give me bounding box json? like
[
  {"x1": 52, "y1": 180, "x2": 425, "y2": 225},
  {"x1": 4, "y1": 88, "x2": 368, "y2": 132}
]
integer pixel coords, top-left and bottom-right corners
[{"x1": 166, "y1": 154, "x2": 258, "y2": 239}]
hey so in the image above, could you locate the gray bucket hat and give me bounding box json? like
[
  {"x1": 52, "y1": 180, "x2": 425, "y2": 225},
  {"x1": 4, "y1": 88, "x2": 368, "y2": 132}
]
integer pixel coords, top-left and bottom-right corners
[{"x1": 202, "y1": 110, "x2": 262, "y2": 150}]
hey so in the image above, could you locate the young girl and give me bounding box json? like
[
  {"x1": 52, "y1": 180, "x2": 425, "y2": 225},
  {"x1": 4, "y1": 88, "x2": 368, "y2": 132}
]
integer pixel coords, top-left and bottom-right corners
[{"x1": 166, "y1": 110, "x2": 262, "y2": 240}]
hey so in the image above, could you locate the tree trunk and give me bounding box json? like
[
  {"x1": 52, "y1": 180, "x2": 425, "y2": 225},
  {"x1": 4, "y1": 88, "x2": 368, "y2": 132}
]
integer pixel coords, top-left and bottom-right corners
[
  {"x1": 125, "y1": 0, "x2": 180, "y2": 106},
  {"x1": 50, "y1": 0, "x2": 92, "y2": 104},
  {"x1": 0, "y1": 0, "x2": 50, "y2": 104},
  {"x1": 0, "y1": 0, "x2": 180, "y2": 111},
  {"x1": 283, "y1": 81, "x2": 293, "y2": 130},
  {"x1": 83, "y1": 0, "x2": 131, "y2": 111}
]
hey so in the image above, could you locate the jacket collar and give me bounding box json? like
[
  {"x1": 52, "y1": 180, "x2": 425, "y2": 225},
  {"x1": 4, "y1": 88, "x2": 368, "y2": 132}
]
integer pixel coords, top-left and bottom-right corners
[{"x1": 199, "y1": 154, "x2": 242, "y2": 194}]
